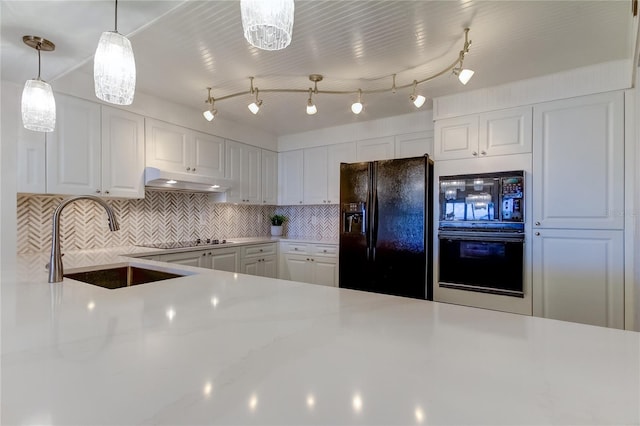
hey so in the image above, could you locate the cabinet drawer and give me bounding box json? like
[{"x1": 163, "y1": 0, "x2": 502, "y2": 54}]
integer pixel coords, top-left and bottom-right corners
[
  {"x1": 242, "y1": 243, "x2": 277, "y2": 257},
  {"x1": 281, "y1": 242, "x2": 309, "y2": 254},
  {"x1": 312, "y1": 244, "x2": 338, "y2": 256}
]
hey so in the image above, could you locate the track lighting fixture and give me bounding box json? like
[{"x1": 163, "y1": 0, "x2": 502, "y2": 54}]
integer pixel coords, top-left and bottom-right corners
[
  {"x1": 306, "y1": 89, "x2": 317, "y2": 115},
  {"x1": 201, "y1": 28, "x2": 474, "y2": 121},
  {"x1": 203, "y1": 87, "x2": 217, "y2": 121},
  {"x1": 248, "y1": 78, "x2": 263, "y2": 114},
  {"x1": 94, "y1": 0, "x2": 136, "y2": 105},
  {"x1": 21, "y1": 35, "x2": 56, "y2": 132},
  {"x1": 351, "y1": 89, "x2": 363, "y2": 115},
  {"x1": 409, "y1": 81, "x2": 426, "y2": 108}
]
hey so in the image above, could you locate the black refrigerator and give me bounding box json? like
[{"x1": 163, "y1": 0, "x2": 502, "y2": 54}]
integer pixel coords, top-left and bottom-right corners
[{"x1": 339, "y1": 155, "x2": 433, "y2": 300}]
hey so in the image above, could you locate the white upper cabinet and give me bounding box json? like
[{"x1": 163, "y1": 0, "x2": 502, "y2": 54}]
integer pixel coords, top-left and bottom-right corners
[
  {"x1": 17, "y1": 129, "x2": 46, "y2": 194},
  {"x1": 101, "y1": 106, "x2": 145, "y2": 198},
  {"x1": 479, "y1": 106, "x2": 532, "y2": 157},
  {"x1": 261, "y1": 149, "x2": 278, "y2": 205},
  {"x1": 46, "y1": 94, "x2": 102, "y2": 195},
  {"x1": 304, "y1": 146, "x2": 329, "y2": 205},
  {"x1": 225, "y1": 140, "x2": 261, "y2": 204},
  {"x1": 532, "y1": 91, "x2": 624, "y2": 230},
  {"x1": 434, "y1": 106, "x2": 532, "y2": 160},
  {"x1": 145, "y1": 118, "x2": 225, "y2": 179},
  {"x1": 278, "y1": 149, "x2": 304, "y2": 205},
  {"x1": 356, "y1": 136, "x2": 394, "y2": 161},
  {"x1": 394, "y1": 131, "x2": 433, "y2": 159}
]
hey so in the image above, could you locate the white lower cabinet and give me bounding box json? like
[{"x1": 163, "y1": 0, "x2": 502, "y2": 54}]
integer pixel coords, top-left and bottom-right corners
[
  {"x1": 532, "y1": 229, "x2": 624, "y2": 329},
  {"x1": 240, "y1": 243, "x2": 277, "y2": 278},
  {"x1": 279, "y1": 242, "x2": 338, "y2": 287},
  {"x1": 209, "y1": 247, "x2": 239, "y2": 272}
]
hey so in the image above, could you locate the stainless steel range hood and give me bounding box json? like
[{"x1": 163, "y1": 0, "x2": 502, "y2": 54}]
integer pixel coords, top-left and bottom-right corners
[{"x1": 144, "y1": 167, "x2": 231, "y2": 193}]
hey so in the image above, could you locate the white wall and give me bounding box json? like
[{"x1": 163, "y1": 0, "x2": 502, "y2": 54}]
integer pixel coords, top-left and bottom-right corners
[
  {"x1": 52, "y1": 70, "x2": 278, "y2": 151},
  {"x1": 278, "y1": 110, "x2": 433, "y2": 151},
  {"x1": 1, "y1": 82, "x2": 19, "y2": 282}
]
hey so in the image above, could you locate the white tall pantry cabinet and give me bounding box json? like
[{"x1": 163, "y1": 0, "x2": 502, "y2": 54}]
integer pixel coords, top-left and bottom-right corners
[{"x1": 531, "y1": 91, "x2": 625, "y2": 329}]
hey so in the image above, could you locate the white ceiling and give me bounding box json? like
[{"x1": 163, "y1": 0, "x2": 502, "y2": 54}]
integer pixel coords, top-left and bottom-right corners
[{"x1": 1, "y1": 1, "x2": 637, "y2": 136}]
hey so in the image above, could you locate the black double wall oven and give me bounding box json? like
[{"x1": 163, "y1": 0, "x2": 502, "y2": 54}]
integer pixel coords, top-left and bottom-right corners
[{"x1": 438, "y1": 171, "x2": 525, "y2": 297}]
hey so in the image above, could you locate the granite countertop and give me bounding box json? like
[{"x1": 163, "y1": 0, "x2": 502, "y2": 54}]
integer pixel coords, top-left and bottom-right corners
[{"x1": 2, "y1": 247, "x2": 639, "y2": 425}]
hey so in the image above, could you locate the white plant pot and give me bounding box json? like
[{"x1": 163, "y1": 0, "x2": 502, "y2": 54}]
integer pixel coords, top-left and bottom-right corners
[{"x1": 271, "y1": 225, "x2": 283, "y2": 236}]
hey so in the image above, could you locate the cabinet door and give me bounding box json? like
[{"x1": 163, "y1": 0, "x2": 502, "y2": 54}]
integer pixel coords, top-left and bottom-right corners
[
  {"x1": 17, "y1": 130, "x2": 46, "y2": 193},
  {"x1": 145, "y1": 118, "x2": 190, "y2": 173},
  {"x1": 161, "y1": 250, "x2": 209, "y2": 268},
  {"x1": 101, "y1": 107, "x2": 145, "y2": 198},
  {"x1": 304, "y1": 146, "x2": 329, "y2": 204},
  {"x1": 244, "y1": 144, "x2": 262, "y2": 203},
  {"x1": 532, "y1": 229, "x2": 624, "y2": 329},
  {"x1": 283, "y1": 253, "x2": 310, "y2": 282},
  {"x1": 327, "y1": 142, "x2": 356, "y2": 204},
  {"x1": 356, "y1": 137, "x2": 394, "y2": 161},
  {"x1": 224, "y1": 140, "x2": 243, "y2": 203},
  {"x1": 278, "y1": 150, "x2": 304, "y2": 205},
  {"x1": 261, "y1": 149, "x2": 278, "y2": 204},
  {"x1": 479, "y1": 106, "x2": 532, "y2": 157},
  {"x1": 241, "y1": 258, "x2": 260, "y2": 276},
  {"x1": 433, "y1": 115, "x2": 479, "y2": 160},
  {"x1": 394, "y1": 131, "x2": 433, "y2": 159},
  {"x1": 193, "y1": 131, "x2": 225, "y2": 178},
  {"x1": 46, "y1": 94, "x2": 101, "y2": 195},
  {"x1": 532, "y1": 92, "x2": 624, "y2": 229},
  {"x1": 312, "y1": 257, "x2": 338, "y2": 287},
  {"x1": 261, "y1": 255, "x2": 278, "y2": 278},
  {"x1": 210, "y1": 248, "x2": 238, "y2": 272}
]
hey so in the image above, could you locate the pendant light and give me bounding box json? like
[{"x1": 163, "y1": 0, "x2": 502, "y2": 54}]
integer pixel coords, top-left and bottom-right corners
[
  {"x1": 21, "y1": 35, "x2": 56, "y2": 132},
  {"x1": 241, "y1": 0, "x2": 295, "y2": 51},
  {"x1": 94, "y1": 0, "x2": 136, "y2": 105}
]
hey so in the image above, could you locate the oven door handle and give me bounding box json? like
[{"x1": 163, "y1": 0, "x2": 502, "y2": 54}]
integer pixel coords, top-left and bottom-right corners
[{"x1": 438, "y1": 232, "x2": 524, "y2": 243}]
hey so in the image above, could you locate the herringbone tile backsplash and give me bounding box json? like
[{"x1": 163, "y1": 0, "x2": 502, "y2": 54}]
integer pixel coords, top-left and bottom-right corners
[{"x1": 17, "y1": 192, "x2": 339, "y2": 253}]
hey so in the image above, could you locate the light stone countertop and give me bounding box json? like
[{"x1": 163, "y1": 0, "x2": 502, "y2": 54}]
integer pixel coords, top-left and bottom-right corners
[{"x1": 2, "y1": 246, "x2": 639, "y2": 425}]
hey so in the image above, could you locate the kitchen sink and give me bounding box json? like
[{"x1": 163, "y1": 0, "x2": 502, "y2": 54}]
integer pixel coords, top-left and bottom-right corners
[{"x1": 64, "y1": 265, "x2": 189, "y2": 289}]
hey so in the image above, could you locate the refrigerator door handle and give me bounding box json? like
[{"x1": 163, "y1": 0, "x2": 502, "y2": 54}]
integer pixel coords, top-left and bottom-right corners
[
  {"x1": 371, "y1": 163, "x2": 378, "y2": 263},
  {"x1": 365, "y1": 193, "x2": 371, "y2": 260}
]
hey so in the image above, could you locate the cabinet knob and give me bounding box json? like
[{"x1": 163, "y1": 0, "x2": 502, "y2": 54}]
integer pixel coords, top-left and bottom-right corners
[
  {"x1": 186, "y1": 167, "x2": 191, "y2": 171},
  {"x1": 311, "y1": 258, "x2": 314, "y2": 262},
  {"x1": 535, "y1": 221, "x2": 541, "y2": 226},
  {"x1": 95, "y1": 189, "x2": 101, "y2": 194},
  {"x1": 294, "y1": 248, "x2": 298, "y2": 251},
  {"x1": 323, "y1": 250, "x2": 327, "y2": 253},
  {"x1": 105, "y1": 190, "x2": 110, "y2": 194},
  {"x1": 480, "y1": 151, "x2": 487, "y2": 156},
  {"x1": 306, "y1": 258, "x2": 310, "y2": 261},
  {"x1": 259, "y1": 249, "x2": 263, "y2": 252},
  {"x1": 192, "y1": 168, "x2": 196, "y2": 172},
  {"x1": 202, "y1": 253, "x2": 206, "y2": 256},
  {"x1": 299, "y1": 201, "x2": 303, "y2": 204},
  {"x1": 327, "y1": 200, "x2": 331, "y2": 203},
  {"x1": 472, "y1": 151, "x2": 478, "y2": 156},
  {"x1": 535, "y1": 232, "x2": 540, "y2": 236}
]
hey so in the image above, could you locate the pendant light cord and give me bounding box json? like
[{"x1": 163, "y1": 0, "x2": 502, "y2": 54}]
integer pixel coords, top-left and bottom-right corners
[{"x1": 114, "y1": 0, "x2": 118, "y2": 32}]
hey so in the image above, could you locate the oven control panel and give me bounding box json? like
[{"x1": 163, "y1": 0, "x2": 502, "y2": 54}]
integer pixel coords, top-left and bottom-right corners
[{"x1": 501, "y1": 176, "x2": 524, "y2": 221}]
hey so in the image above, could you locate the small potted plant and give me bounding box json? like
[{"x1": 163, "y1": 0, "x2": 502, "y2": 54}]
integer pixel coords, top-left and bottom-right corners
[{"x1": 269, "y1": 214, "x2": 287, "y2": 236}]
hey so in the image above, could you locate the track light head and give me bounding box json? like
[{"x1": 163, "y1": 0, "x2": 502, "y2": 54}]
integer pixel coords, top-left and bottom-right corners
[
  {"x1": 306, "y1": 89, "x2": 317, "y2": 115},
  {"x1": 454, "y1": 68, "x2": 474, "y2": 85},
  {"x1": 203, "y1": 87, "x2": 217, "y2": 121},
  {"x1": 248, "y1": 87, "x2": 262, "y2": 114},
  {"x1": 351, "y1": 89, "x2": 363, "y2": 114},
  {"x1": 409, "y1": 81, "x2": 426, "y2": 108}
]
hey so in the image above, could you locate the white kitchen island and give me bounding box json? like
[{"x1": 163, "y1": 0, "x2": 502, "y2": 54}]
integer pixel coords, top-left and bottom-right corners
[{"x1": 2, "y1": 248, "x2": 639, "y2": 425}]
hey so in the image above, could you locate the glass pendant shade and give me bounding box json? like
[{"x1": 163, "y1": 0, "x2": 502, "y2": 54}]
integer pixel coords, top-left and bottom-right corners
[
  {"x1": 241, "y1": 0, "x2": 294, "y2": 51},
  {"x1": 458, "y1": 68, "x2": 474, "y2": 85},
  {"x1": 94, "y1": 31, "x2": 136, "y2": 105},
  {"x1": 21, "y1": 78, "x2": 56, "y2": 132}
]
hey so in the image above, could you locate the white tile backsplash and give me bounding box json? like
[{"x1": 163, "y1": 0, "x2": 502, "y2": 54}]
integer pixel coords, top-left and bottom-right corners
[{"x1": 17, "y1": 192, "x2": 339, "y2": 253}]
